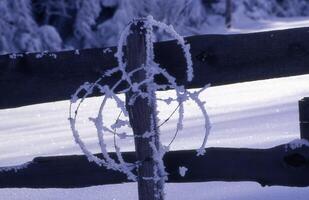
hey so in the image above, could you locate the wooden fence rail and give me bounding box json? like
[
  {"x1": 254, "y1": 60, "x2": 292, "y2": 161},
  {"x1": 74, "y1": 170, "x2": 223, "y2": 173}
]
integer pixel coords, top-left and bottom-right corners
[
  {"x1": 1, "y1": 27, "x2": 309, "y2": 109},
  {"x1": 1, "y1": 27, "x2": 309, "y2": 189},
  {"x1": 1, "y1": 144, "x2": 309, "y2": 188}
]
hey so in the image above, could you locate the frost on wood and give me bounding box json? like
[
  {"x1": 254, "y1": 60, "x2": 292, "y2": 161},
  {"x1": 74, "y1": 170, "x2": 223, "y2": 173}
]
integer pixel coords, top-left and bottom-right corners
[
  {"x1": 0, "y1": 161, "x2": 32, "y2": 173},
  {"x1": 35, "y1": 51, "x2": 57, "y2": 59},
  {"x1": 69, "y1": 16, "x2": 211, "y2": 186},
  {"x1": 179, "y1": 166, "x2": 188, "y2": 177},
  {"x1": 103, "y1": 48, "x2": 112, "y2": 54},
  {"x1": 286, "y1": 139, "x2": 309, "y2": 150}
]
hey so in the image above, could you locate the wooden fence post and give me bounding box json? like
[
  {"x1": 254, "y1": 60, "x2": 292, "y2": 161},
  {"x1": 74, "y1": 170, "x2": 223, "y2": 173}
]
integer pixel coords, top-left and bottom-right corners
[
  {"x1": 299, "y1": 97, "x2": 309, "y2": 140},
  {"x1": 125, "y1": 19, "x2": 164, "y2": 200}
]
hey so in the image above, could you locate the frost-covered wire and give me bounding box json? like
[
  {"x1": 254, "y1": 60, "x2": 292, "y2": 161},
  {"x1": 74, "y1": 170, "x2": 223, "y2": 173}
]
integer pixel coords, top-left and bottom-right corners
[{"x1": 69, "y1": 15, "x2": 211, "y2": 185}]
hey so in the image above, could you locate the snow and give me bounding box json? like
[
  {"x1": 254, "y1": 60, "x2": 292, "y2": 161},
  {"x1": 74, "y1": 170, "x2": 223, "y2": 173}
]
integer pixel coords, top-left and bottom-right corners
[
  {"x1": 288, "y1": 139, "x2": 309, "y2": 150},
  {"x1": 229, "y1": 16, "x2": 309, "y2": 34},
  {"x1": 178, "y1": 166, "x2": 188, "y2": 177},
  {"x1": 0, "y1": 182, "x2": 309, "y2": 200},
  {"x1": 1, "y1": 73, "x2": 309, "y2": 199},
  {"x1": 3, "y1": 0, "x2": 309, "y2": 54},
  {"x1": 1, "y1": 16, "x2": 309, "y2": 200}
]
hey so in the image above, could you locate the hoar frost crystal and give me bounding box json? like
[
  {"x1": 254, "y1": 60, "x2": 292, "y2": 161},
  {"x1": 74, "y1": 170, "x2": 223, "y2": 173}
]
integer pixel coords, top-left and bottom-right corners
[{"x1": 69, "y1": 15, "x2": 211, "y2": 191}]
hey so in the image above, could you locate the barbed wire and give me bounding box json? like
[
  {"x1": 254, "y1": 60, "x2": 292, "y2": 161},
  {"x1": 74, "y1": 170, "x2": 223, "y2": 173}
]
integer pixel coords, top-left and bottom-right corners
[{"x1": 69, "y1": 15, "x2": 211, "y2": 182}]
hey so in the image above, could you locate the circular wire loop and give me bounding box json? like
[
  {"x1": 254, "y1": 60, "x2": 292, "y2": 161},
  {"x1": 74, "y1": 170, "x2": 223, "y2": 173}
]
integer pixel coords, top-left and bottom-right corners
[{"x1": 69, "y1": 16, "x2": 211, "y2": 181}]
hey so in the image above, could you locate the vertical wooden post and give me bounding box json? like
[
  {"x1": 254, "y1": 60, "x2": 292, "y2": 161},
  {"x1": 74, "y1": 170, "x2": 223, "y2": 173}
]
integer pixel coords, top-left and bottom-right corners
[
  {"x1": 299, "y1": 97, "x2": 309, "y2": 140},
  {"x1": 126, "y1": 19, "x2": 164, "y2": 200},
  {"x1": 225, "y1": 0, "x2": 232, "y2": 28}
]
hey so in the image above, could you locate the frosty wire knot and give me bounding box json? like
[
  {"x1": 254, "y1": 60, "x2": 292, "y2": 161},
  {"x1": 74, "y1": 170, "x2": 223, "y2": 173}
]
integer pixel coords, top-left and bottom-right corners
[{"x1": 69, "y1": 16, "x2": 211, "y2": 184}]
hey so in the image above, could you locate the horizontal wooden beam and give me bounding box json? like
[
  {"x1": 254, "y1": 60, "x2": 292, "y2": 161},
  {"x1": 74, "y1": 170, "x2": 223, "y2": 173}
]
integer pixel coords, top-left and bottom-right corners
[
  {"x1": 1, "y1": 27, "x2": 309, "y2": 109},
  {"x1": 1, "y1": 144, "x2": 309, "y2": 188}
]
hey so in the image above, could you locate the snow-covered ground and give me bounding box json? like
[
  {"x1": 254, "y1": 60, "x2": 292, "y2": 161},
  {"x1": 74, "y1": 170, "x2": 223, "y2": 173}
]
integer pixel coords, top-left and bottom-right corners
[
  {"x1": 204, "y1": 16, "x2": 309, "y2": 35},
  {"x1": 1, "y1": 18, "x2": 309, "y2": 199},
  {"x1": 231, "y1": 16, "x2": 309, "y2": 33},
  {"x1": 1, "y1": 74, "x2": 309, "y2": 200}
]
